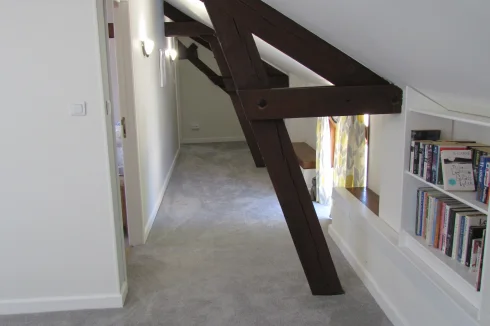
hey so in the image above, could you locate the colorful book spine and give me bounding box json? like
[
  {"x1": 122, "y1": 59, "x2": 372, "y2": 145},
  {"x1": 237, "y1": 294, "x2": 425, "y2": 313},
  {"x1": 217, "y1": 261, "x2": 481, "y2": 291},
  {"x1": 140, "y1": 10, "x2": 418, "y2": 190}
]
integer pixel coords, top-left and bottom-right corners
[
  {"x1": 477, "y1": 156, "x2": 486, "y2": 201},
  {"x1": 471, "y1": 239, "x2": 483, "y2": 272},
  {"x1": 432, "y1": 145, "x2": 439, "y2": 184},
  {"x1": 466, "y1": 227, "x2": 486, "y2": 267},
  {"x1": 438, "y1": 202, "x2": 447, "y2": 249},
  {"x1": 413, "y1": 141, "x2": 420, "y2": 175},
  {"x1": 425, "y1": 144, "x2": 433, "y2": 182},
  {"x1": 422, "y1": 192, "x2": 430, "y2": 238},
  {"x1": 452, "y1": 213, "x2": 463, "y2": 260},
  {"x1": 434, "y1": 199, "x2": 444, "y2": 249},
  {"x1": 419, "y1": 143, "x2": 426, "y2": 178},
  {"x1": 476, "y1": 230, "x2": 486, "y2": 291},
  {"x1": 457, "y1": 216, "x2": 466, "y2": 262},
  {"x1": 483, "y1": 161, "x2": 490, "y2": 203},
  {"x1": 473, "y1": 149, "x2": 481, "y2": 186},
  {"x1": 445, "y1": 209, "x2": 456, "y2": 257}
]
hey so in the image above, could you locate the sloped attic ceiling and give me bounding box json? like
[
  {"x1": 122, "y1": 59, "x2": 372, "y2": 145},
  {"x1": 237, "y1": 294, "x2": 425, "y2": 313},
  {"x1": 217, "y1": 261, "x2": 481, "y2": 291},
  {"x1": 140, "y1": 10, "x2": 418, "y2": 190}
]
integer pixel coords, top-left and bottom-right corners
[{"x1": 166, "y1": 0, "x2": 490, "y2": 116}]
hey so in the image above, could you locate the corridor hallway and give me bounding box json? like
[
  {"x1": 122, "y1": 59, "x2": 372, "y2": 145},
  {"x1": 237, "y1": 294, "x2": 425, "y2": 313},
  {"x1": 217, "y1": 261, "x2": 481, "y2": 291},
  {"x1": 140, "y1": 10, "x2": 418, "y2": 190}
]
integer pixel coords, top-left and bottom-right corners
[{"x1": 1, "y1": 143, "x2": 391, "y2": 326}]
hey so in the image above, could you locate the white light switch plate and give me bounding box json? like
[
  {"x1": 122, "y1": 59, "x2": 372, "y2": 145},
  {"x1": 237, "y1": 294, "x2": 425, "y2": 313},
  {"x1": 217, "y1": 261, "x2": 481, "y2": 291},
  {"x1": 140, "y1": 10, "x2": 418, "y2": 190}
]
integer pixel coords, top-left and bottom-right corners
[{"x1": 71, "y1": 103, "x2": 86, "y2": 116}]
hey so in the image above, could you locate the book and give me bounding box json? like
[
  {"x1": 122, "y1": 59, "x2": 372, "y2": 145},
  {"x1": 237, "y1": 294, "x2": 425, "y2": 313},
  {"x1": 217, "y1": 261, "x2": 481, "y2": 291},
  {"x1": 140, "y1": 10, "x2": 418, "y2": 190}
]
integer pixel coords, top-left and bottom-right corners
[
  {"x1": 470, "y1": 238, "x2": 483, "y2": 272},
  {"x1": 476, "y1": 229, "x2": 486, "y2": 291},
  {"x1": 483, "y1": 160, "x2": 490, "y2": 203},
  {"x1": 413, "y1": 141, "x2": 420, "y2": 175},
  {"x1": 416, "y1": 187, "x2": 433, "y2": 236},
  {"x1": 465, "y1": 226, "x2": 486, "y2": 267},
  {"x1": 446, "y1": 206, "x2": 476, "y2": 259},
  {"x1": 472, "y1": 147, "x2": 490, "y2": 186},
  {"x1": 409, "y1": 130, "x2": 441, "y2": 174},
  {"x1": 425, "y1": 144, "x2": 433, "y2": 182},
  {"x1": 477, "y1": 156, "x2": 490, "y2": 201},
  {"x1": 442, "y1": 202, "x2": 469, "y2": 253},
  {"x1": 439, "y1": 200, "x2": 460, "y2": 250},
  {"x1": 419, "y1": 141, "x2": 434, "y2": 178},
  {"x1": 441, "y1": 150, "x2": 475, "y2": 191},
  {"x1": 435, "y1": 144, "x2": 475, "y2": 185},
  {"x1": 426, "y1": 194, "x2": 451, "y2": 246},
  {"x1": 461, "y1": 213, "x2": 487, "y2": 265}
]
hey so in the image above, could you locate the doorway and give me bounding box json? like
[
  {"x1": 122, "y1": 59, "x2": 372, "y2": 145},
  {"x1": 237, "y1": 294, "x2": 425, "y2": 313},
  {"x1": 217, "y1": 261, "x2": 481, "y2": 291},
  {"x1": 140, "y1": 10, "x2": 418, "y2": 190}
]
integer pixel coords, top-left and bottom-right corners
[{"x1": 103, "y1": 0, "x2": 145, "y2": 247}]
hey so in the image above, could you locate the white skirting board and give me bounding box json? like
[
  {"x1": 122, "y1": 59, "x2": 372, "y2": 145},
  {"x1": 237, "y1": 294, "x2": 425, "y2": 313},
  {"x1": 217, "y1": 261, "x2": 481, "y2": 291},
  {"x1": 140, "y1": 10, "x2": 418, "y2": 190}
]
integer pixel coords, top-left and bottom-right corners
[
  {"x1": 181, "y1": 136, "x2": 245, "y2": 144},
  {"x1": 0, "y1": 281, "x2": 128, "y2": 315},
  {"x1": 329, "y1": 188, "x2": 479, "y2": 326},
  {"x1": 144, "y1": 147, "x2": 181, "y2": 242}
]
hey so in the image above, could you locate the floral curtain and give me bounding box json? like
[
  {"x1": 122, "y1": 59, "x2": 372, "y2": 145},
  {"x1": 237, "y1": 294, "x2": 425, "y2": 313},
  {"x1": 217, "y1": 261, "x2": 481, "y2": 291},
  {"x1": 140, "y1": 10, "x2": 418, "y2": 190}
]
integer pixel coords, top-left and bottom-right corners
[
  {"x1": 315, "y1": 117, "x2": 332, "y2": 205},
  {"x1": 333, "y1": 115, "x2": 366, "y2": 188}
]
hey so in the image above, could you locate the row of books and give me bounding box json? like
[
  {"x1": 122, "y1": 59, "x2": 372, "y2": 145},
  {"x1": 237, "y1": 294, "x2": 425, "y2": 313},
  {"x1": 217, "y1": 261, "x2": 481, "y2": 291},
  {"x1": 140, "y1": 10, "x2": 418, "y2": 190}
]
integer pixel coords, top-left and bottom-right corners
[
  {"x1": 408, "y1": 130, "x2": 490, "y2": 196},
  {"x1": 416, "y1": 187, "x2": 487, "y2": 290}
]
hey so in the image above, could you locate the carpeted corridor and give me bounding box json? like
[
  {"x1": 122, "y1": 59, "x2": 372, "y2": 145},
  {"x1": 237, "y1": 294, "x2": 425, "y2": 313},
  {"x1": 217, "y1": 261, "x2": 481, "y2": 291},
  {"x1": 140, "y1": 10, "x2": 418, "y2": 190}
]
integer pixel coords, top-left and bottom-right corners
[{"x1": 0, "y1": 143, "x2": 391, "y2": 326}]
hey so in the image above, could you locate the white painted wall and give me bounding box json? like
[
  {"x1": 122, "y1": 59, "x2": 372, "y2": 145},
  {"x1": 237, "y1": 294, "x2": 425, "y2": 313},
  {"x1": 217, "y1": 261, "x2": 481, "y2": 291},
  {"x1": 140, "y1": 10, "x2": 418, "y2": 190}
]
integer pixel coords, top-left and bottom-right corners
[
  {"x1": 125, "y1": 0, "x2": 180, "y2": 241},
  {"x1": 177, "y1": 38, "x2": 245, "y2": 143},
  {"x1": 0, "y1": 0, "x2": 125, "y2": 314},
  {"x1": 285, "y1": 74, "x2": 318, "y2": 149}
]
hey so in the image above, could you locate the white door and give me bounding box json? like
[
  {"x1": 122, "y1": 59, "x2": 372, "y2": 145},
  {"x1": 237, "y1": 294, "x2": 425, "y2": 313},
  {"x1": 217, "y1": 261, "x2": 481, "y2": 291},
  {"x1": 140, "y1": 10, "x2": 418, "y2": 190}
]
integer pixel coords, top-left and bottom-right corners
[{"x1": 106, "y1": 0, "x2": 145, "y2": 246}]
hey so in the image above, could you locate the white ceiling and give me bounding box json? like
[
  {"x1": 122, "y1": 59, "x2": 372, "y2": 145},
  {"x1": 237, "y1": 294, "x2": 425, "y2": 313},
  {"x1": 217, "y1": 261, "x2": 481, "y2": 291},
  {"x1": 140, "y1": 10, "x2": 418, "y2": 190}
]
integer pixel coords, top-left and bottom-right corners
[{"x1": 167, "y1": 0, "x2": 490, "y2": 116}]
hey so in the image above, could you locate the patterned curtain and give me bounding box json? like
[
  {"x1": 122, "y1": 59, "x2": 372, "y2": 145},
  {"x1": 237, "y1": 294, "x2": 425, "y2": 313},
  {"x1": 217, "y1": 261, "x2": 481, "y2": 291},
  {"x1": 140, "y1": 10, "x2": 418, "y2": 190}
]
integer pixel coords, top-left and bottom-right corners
[
  {"x1": 333, "y1": 116, "x2": 366, "y2": 188},
  {"x1": 315, "y1": 117, "x2": 332, "y2": 205}
]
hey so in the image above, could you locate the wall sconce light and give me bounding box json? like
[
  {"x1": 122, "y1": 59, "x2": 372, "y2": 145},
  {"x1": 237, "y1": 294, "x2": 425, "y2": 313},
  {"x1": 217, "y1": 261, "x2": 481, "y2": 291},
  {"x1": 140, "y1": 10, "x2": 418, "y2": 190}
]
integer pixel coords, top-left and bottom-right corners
[
  {"x1": 165, "y1": 48, "x2": 178, "y2": 61},
  {"x1": 141, "y1": 39, "x2": 155, "y2": 57}
]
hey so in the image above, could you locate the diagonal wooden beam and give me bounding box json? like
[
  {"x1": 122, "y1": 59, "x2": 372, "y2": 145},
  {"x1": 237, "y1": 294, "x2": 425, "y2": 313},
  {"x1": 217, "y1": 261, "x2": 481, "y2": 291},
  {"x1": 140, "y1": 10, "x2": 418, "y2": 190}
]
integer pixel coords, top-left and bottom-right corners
[
  {"x1": 204, "y1": 0, "x2": 343, "y2": 295},
  {"x1": 239, "y1": 85, "x2": 402, "y2": 120},
  {"x1": 163, "y1": 1, "x2": 289, "y2": 81},
  {"x1": 165, "y1": 22, "x2": 214, "y2": 37},
  {"x1": 223, "y1": 0, "x2": 387, "y2": 86}
]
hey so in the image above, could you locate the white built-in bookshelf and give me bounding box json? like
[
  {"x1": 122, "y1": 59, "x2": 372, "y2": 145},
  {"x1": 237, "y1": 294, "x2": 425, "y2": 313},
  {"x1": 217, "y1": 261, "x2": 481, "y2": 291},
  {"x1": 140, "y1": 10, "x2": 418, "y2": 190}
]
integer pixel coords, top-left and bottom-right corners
[{"x1": 400, "y1": 87, "x2": 490, "y2": 321}]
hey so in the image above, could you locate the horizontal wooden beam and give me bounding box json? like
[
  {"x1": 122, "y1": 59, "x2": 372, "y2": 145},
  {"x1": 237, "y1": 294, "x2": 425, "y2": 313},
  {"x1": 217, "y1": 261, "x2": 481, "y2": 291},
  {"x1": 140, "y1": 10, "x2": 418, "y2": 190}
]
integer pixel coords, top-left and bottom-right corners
[
  {"x1": 165, "y1": 22, "x2": 214, "y2": 37},
  {"x1": 238, "y1": 85, "x2": 402, "y2": 120}
]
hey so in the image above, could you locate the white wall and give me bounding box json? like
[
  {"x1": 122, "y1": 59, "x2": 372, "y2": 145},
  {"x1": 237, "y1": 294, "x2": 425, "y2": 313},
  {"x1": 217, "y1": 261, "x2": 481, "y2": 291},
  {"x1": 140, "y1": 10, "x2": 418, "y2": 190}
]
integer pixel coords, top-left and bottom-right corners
[
  {"x1": 127, "y1": 0, "x2": 180, "y2": 240},
  {"x1": 285, "y1": 74, "x2": 318, "y2": 149},
  {"x1": 0, "y1": 0, "x2": 125, "y2": 314},
  {"x1": 177, "y1": 38, "x2": 245, "y2": 143}
]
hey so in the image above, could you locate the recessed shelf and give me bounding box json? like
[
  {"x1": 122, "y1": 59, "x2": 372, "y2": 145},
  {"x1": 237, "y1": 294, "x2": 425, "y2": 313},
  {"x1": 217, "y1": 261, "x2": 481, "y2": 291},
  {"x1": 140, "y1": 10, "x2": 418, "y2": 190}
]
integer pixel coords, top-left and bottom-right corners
[
  {"x1": 404, "y1": 171, "x2": 488, "y2": 214},
  {"x1": 401, "y1": 231, "x2": 481, "y2": 309}
]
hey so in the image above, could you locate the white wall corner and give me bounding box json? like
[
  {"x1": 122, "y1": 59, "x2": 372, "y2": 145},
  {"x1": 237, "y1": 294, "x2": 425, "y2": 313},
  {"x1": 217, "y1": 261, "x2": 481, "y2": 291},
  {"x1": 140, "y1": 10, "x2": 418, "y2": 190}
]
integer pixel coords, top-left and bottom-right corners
[{"x1": 144, "y1": 147, "x2": 181, "y2": 242}]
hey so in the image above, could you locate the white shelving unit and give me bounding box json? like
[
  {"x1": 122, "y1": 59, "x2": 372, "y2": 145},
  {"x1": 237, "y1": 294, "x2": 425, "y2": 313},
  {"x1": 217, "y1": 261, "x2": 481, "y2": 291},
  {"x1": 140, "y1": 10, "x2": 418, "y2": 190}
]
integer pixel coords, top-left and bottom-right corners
[{"x1": 400, "y1": 87, "x2": 490, "y2": 322}]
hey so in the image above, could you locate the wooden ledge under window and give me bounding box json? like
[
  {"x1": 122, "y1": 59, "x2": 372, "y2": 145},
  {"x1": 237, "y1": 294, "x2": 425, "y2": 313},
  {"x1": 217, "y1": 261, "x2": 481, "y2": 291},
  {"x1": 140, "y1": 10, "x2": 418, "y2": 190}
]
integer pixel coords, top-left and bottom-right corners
[{"x1": 346, "y1": 187, "x2": 379, "y2": 216}]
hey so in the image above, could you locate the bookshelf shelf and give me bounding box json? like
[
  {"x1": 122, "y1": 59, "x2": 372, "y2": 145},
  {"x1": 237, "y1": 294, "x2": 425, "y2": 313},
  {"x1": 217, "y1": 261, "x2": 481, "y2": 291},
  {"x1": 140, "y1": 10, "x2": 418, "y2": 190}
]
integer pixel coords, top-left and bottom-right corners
[
  {"x1": 402, "y1": 231, "x2": 481, "y2": 308},
  {"x1": 404, "y1": 171, "x2": 488, "y2": 214}
]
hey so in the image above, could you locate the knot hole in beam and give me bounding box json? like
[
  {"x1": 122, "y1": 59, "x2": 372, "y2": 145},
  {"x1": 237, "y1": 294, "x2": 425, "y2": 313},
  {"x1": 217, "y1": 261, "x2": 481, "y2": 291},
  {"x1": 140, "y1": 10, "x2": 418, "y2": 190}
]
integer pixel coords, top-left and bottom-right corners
[{"x1": 257, "y1": 99, "x2": 268, "y2": 110}]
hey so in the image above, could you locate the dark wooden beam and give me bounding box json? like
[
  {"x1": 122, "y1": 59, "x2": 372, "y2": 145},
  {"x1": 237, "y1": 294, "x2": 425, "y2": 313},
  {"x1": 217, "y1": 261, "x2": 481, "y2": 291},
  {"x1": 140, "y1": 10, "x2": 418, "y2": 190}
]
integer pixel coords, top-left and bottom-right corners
[
  {"x1": 239, "y1": 85, "x2": 402, "y2": 120},
  {"x1": 165, "y1": 22, "x2": 214, "y2": 37},
  {"x1": 223, "y1": 0, "x2": 387, "y2": 86},
  {"x1": 204, "y1": 0, "x2": 343, "y2": 295},
  {"x1": 164, "y1": 2, "x2": 195, "y2": 22},
  {"x1": 205, "y1": 36, "x2": 265, "y2": 167},
  {"x1": 163, "y1": 1, "x2": 288, "y2": 81}
]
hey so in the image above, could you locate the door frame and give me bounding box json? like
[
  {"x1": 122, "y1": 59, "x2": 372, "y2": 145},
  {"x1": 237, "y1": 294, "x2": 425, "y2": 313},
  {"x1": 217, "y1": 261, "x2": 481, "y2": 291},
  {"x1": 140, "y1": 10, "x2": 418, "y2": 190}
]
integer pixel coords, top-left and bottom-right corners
[{"x1": 104, "y1": 0, "x2": 145, "y2": 246}]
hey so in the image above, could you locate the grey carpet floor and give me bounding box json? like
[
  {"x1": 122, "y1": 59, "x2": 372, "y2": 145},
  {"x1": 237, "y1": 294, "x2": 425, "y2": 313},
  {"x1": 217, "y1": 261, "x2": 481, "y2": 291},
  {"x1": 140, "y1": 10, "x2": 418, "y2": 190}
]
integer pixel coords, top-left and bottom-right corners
[{"x1": 1, "y1": 143, "x2": 391, "y2": 326}]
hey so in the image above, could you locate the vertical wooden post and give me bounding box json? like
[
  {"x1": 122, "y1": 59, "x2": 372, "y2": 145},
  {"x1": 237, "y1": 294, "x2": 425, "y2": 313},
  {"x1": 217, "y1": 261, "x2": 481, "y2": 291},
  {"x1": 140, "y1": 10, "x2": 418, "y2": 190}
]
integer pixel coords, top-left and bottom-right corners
[
  {"x1": 204, "y1": 36, "x2": 265, "y2": 167},
  {"x1": 204, "y1": 0, "x2": 343, "y2": 295}
]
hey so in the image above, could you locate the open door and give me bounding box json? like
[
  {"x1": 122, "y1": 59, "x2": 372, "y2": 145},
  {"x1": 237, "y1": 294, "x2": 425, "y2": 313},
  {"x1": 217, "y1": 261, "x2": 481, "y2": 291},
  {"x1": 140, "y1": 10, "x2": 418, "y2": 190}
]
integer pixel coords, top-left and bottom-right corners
[{"x1": 105, "y1": 0, "x2": 145, "y2": 246}]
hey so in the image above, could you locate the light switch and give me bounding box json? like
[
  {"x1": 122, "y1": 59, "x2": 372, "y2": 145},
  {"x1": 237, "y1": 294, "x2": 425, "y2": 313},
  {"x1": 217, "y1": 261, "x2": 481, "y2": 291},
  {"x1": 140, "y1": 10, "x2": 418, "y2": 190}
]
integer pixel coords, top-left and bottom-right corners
[{"x1": 71, "y1": 103, "x2": 86, "y2": 116}]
